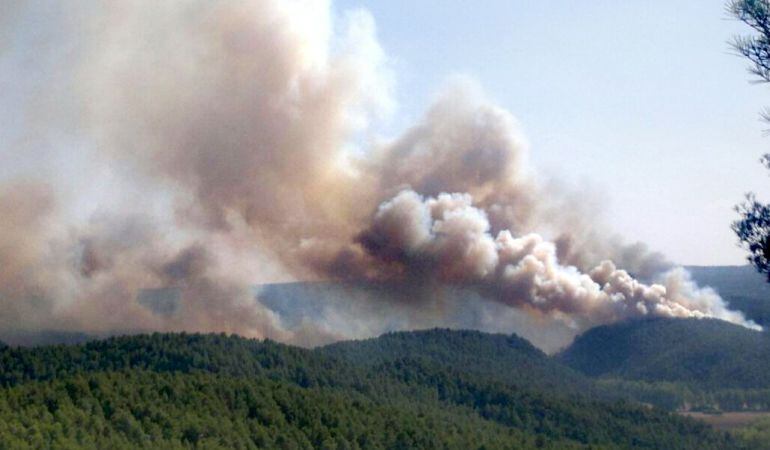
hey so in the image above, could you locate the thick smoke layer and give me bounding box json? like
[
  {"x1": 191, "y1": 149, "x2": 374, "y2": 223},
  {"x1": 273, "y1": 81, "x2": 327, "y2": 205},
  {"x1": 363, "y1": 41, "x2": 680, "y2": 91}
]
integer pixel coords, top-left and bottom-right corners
[
  {"x1": 352, "y1": 190, "x2": 752, "y2": 329},
  {"x1": 0, "y1": 1, "x2": 757, "y2": 348}
]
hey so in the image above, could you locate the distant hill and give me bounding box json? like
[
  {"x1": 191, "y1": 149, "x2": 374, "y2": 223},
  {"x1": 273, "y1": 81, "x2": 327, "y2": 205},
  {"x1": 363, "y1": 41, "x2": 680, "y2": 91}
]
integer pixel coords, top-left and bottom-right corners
[
  {"x1": 256, "y1": 281, "x2": 578, "y2": 352},
  {"x1": 687, "y1": 265, "x2": 770, "y2": 326},
  {"x1": 686, "y1": 266, "x2": 770, "y2": 297},
  {"x1": 320, "y1": 328, "x2": 593, "y2": 395},
  {"x1": 0, "y1": 330, "x2": 736, "y2": 449},
  {"x1": 4, "y1": 266, "x2": 768, "y2": 350},
  {"x1": 558, "y1": 317, "x2": 770, "y2": 389}
]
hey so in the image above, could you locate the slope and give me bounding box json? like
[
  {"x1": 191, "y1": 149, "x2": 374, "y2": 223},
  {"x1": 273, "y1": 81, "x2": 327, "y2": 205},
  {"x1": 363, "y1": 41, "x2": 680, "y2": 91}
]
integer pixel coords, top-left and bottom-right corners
[
  {"x1": 0, "y1": 329, "x2": 740, "y2": 449},
  {"x1": 558, "y1": 317, "x2": 770, "y2": 389}
]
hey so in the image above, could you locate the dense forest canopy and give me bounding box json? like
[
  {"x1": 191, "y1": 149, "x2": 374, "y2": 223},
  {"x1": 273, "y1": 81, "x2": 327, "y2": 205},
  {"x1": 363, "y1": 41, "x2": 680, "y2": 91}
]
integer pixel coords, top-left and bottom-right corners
[
  {"x1": 0, "y1": 329, "x2": 744, "y2": 449},
  {"x1": 1, "y1": 270, "x2": 769, "y2": 448},
  {"x1": 558, "y1": 318, "x2": 770, "y2": 389}
]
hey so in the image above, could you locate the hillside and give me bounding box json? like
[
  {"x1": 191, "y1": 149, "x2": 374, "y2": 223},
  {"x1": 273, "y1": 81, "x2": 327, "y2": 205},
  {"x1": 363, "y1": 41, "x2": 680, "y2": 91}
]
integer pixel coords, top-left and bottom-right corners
[
  {"x1": 687, "y1": 265, "x2": 770, "y2": 327},
  {"x1": 320, "y1": 328, "x2": 594, "y2": 395},
  {"x1": 558, "y1": 318, "x2": 770, "y2": 389},
  {"x1": 0, "y1": 370, "x2": 545, "y2": 449},
  {"x1": 0, "y1": 330, "x2": 738, "y2": 449}
]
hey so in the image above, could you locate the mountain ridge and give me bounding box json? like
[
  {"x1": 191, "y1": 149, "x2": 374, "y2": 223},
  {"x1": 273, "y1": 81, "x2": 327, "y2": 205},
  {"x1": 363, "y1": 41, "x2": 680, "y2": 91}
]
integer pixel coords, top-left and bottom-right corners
[
  {"x1": 0, "y1": 328, "x2": 738, "y2": 449},
  {"x1": 558, "y1": 317, "x2": 770, "y2": 389}
]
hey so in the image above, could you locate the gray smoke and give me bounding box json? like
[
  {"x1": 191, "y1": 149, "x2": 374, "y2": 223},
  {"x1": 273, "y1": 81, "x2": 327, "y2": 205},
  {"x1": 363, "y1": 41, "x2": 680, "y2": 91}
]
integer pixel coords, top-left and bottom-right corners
[
  {"x1": 347, "y1": 190, "x2": 755, "y2": 330},
  {"x1": 0, "y1": 1, "x2": 757, "y2": 350}
]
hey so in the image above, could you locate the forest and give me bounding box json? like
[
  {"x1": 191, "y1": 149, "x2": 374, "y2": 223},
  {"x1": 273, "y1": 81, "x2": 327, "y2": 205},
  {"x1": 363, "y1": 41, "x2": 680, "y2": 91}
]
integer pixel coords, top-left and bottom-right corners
[{"x1": 0, "y1": 329, "x2": 745, "y2": 449}]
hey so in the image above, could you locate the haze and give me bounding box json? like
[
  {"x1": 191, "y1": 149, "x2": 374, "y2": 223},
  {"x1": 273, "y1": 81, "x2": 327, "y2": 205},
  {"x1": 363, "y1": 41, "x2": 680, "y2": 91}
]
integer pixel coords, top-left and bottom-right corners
[{"x1": 337, "y1": 0, "x2": 770, "y2": 266}]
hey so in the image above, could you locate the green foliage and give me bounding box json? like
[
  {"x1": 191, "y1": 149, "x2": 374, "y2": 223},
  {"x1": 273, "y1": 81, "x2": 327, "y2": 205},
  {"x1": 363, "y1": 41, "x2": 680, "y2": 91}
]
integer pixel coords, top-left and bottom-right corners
[
  {"x1": 558, "y1": 317, "x2": 770, "y2": 413},
  {"x1": 0, "y1": 370, "x2": 551, "y2": 450},
  {"x1": 731, "y1": 416, "x2": 770, "y2": 449},
  {"x1": 558, "y1": 318, "x2": 770, "y2": 390},
  {"x1": 320, "y1": 329, "x2": 593, "y2": 394},
  {"x1": 598, "y1": 379, "x2": 770, "y2": 412},
  {"x1": 0, "y1": 332, "x2": 348, "y2": 388},
  {"x1": 367, "y1": 357, "x2": 731, "y2": 449},
  {"x1": 734, "y1": 194, "x2": 770, "y2": 282},
  {"x1": 0, "y1": 330, "x2": 740, "y2": 449}
]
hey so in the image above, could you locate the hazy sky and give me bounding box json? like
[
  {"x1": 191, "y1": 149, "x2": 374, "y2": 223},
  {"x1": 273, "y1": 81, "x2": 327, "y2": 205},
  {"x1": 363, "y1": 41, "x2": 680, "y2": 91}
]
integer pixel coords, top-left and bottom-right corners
[
  {"x1": 336, "y1": 0, "x2": 770, "y2": 266},
  {"x1": 2, "y1": 1, "x2": 769, "y2": 267},
  {"x1": 2, "y1": 1, "x2": 757, "y2": 343}
]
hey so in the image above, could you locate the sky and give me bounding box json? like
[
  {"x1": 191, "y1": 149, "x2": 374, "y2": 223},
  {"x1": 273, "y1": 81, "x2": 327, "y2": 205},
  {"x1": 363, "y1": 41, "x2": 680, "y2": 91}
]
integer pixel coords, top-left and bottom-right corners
[
  {"x1": 335, "y1": 0, "x2": 770, "y2": 266},
  {"x1": 0, "y1": 1, "x2": 764, "y2": 344},
  {"x1": 1, "y1": 1, "x2": 768, "y2": 268}
]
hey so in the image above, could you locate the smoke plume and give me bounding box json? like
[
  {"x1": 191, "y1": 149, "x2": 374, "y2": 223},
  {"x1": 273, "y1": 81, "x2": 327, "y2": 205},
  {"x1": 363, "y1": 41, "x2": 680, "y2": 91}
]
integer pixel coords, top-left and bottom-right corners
[{"x1": 0, "y1": 1, "x2": 758, "y2": 349}]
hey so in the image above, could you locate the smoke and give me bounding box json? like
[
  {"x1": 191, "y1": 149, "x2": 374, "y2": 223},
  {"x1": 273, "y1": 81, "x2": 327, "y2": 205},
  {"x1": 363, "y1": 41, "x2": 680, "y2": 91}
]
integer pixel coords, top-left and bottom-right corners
[
  {"x1": 0, "y1": 183, "x2": 61, "y2": 332},
  {"x1": 342, "y1": 190, "x2": 756, "y2": 330},
  {"x1": 0, "y1": 0, "x2": 758, "y2": 348}
]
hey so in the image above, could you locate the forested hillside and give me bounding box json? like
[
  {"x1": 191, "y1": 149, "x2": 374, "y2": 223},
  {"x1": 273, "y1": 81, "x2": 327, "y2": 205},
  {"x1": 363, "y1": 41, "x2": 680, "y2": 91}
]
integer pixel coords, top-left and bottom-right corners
[
  {"x1": 0, "y1": 330, "x2": 739, "y2": 449},
  {"x1": 548, "y1": 266, "x2": 770, "y2": 412},
  {"x1": 320, "y1": 329, "x2": 593, "y2": 394},
  {"x1": 558, "y1": 318, "x2": 770, "y2": 389},
  {"x1": 558, "y1": 318, "x2": 770, "y2": 412}
]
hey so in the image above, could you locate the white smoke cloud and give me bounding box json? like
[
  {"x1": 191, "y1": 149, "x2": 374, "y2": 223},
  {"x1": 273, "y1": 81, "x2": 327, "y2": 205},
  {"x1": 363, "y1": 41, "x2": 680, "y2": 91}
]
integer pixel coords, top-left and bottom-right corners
[
  {"x1": 0, "y1": 0, "x2": 757, "y2": 349},
  {"x1": 352, "y1": 190, "x2": 759, "y2": 331}
]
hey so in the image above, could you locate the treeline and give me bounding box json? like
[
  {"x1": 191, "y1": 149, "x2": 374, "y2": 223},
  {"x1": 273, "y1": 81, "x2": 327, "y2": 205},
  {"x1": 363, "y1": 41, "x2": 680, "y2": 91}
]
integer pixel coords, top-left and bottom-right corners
[
  {"x1": 559, "y1": 318, "x2": 770, "y2": 390},
  {"x1": 0, "y1": 330, "x2": 742, "y2": 449},
  {"x1": 598, "y1": 379, "x2": 770, "y2": 412},
  {"x1": 732, "y1": 416, "x2": 770, "y2": 450},
  {"x1": 557, "y1": 317, "x2": 770, "y2": 412},
  {"x1": 319, "y1": 328, "x2": 595, "y2": 395},
  {"x1": 0, "y1": 370, "x2": 552, "y2": 449}
]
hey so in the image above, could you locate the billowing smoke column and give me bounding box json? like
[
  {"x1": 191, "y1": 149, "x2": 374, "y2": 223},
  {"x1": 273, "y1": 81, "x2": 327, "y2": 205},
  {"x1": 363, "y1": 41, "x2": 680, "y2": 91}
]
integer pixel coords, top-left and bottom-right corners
[
  {"x1": 351, "y1": 190, "x2": 752, "y2": 329},
  {"x1": 0, "y1": 0, "x2": 758, "y2": 348}
]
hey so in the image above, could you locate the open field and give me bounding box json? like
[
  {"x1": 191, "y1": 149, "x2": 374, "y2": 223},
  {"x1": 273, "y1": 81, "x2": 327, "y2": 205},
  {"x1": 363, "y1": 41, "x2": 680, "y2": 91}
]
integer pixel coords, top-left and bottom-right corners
[{"x1": 680, "y1": 411, "x2": 770, "y2": 430}]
